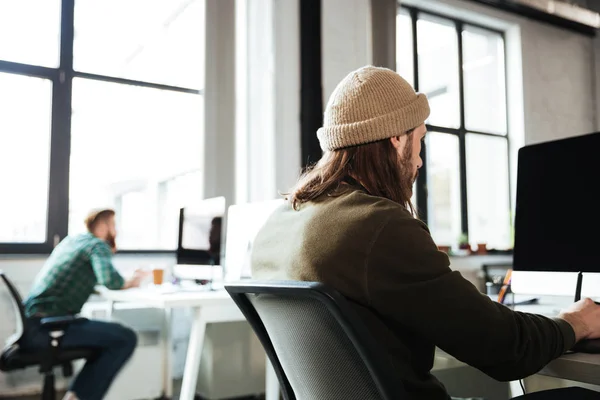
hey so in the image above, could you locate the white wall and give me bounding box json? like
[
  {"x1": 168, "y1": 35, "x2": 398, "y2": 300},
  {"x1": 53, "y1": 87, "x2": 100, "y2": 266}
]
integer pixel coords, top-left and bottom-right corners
[
  {"x1": 204, "y1": 0, "x2": 236, "y2": 203},
  {"x1": 321, "y1": 0, "x2": 372, "y2": 102},
  {"x1": 237, "y1": 0, "x2": 301, "y2": 203},
  {"x1": 521, "y1": 21, "x2": 595, "y2": 144}
]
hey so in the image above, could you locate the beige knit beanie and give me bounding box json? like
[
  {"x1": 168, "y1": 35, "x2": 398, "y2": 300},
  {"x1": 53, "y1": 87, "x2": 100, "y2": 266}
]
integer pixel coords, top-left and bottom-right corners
[{"x1": 317, "y1": 66, "x2": 430, "y2": 151}]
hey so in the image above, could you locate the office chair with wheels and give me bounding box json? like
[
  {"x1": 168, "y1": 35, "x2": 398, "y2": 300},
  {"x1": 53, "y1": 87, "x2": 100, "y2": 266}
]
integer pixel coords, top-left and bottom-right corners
[
  {"x1": 225, "y1": 280, "x2": 409, "y2": 400},
  {"x1": 0, "y1": 270, "x2": 97, "y2": 400}
]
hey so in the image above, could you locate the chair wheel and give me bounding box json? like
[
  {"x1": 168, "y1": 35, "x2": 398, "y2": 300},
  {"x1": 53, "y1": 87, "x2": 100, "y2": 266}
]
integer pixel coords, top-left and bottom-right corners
[{"x1": 62, "y1": 362, "x2": 73, "y2": 377}]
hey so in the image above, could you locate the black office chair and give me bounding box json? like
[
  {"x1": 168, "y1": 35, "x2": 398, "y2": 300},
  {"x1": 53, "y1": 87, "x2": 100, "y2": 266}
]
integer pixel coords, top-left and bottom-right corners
[
  {"x1": 226, "y1": 280, "x2": 594, "y2": 400},
  {"x1": 225, "y1": 280, "x2": 409, "y2": 400},
  {"x1": 0, "y1": 270, "x2": 97, "y2": 400}
]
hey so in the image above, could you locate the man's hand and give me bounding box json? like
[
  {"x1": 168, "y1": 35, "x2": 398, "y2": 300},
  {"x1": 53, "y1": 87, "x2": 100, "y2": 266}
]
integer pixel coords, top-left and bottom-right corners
[
  {"x1": 122, "y1": 269, "x2": 151, "y2": 290},
  {"x1": 558, "y1": 298, "x2": 600, "y2": 342}
]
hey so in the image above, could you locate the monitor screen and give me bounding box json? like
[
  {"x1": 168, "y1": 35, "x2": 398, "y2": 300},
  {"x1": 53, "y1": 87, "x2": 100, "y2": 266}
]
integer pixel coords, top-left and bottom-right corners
[
  {"x1": 177, "y1": 196, "x2": 226, "y2": 266},
  {"x1": 513, "y1": 132, "x2": 600, "y2": 273},
  {"x1": 224, "y1": 199, "x2": 284, "y2": 281}
]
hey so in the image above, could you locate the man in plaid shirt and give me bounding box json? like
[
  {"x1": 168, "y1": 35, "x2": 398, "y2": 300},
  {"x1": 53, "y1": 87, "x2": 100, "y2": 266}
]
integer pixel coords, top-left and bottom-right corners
[{"x1": 22, "y1": 209, "x2": 148, "y2": 400}]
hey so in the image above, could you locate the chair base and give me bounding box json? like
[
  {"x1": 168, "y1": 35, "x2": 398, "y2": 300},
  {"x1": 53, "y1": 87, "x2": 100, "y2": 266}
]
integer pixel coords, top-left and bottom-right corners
[{"x1": 42, "y1": 372, "x2": 56, "y2": 400}]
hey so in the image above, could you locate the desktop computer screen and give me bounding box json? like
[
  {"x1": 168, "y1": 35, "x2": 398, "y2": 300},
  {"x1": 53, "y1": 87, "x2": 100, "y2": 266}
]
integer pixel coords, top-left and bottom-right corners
[
  {"x1": 223, "y1": 198, "x2": 284, "y2": 281},
  {"x1": 176, "y1": 196, "x2": 226, "y2": 267},
  {"x1": 513, "y1": 132, "x2": 600, "y2": 273}
]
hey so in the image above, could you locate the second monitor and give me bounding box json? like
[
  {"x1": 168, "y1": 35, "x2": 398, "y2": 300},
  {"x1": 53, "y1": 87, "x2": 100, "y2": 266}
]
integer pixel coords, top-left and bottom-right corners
[{"x1": 176, "y1": 196, "x2": 226, "y2": 267}]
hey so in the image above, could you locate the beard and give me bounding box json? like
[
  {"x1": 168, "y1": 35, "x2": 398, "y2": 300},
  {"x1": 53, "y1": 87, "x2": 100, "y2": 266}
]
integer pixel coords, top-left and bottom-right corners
[
  {"x1": 399, "y1": 143, "x2": 417, "y2": 189},
  {"x1": 399, "y1": 165, "x2": 416, "y2": 195},
  {"x1": 106, "y1": 234, "x2": 116, "y2": 251}
]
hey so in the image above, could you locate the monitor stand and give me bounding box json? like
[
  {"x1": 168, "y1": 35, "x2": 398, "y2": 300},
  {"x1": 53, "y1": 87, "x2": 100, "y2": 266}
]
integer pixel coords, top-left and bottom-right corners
[
  {"x1": 569, "y1": 272, "x2": 600, "y2": 353},
  {"x1": 574, "y1": 271, "x2": 583, "y2": 302}
]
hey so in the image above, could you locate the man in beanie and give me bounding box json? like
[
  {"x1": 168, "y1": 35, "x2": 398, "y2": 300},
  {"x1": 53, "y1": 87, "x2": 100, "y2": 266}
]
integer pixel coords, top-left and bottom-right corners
[
  {"x1": 251, "y1": 66, "x2": 600, "y2": 399},
  {"x1": 22, "y1": 208, "x2": 148, "y2": 400}
]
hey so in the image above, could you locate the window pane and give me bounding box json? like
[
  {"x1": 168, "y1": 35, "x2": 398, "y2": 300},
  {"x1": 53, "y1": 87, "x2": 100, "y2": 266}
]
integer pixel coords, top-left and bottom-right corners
[
  {"x1": 69, "y1": 78, "x2": 204, "y2": 250},
  {"x1": 0, "y1": 0, "x2": 61, "y2": 67},
  {"x1": 463, "y1": 26, "x2": 507, "y2": 134},
  {"x1": 417, "y1": 15, "x2": 460, "y2": 128},
  {"x1": 0, "y1": 73, "x2": 52, "y2": 242},
  {"x1": 466, "y1": 134, "x2": 511, "y2": 250},
  {"x1": 426, "y1": 132, "x2": 461, "y2": 247},
  {"x1": 396, "y1": 9, "x2": 414, "y2": 87},
  {"x1": 74, "y1": 0, "x2": 205, "y2": 89}
]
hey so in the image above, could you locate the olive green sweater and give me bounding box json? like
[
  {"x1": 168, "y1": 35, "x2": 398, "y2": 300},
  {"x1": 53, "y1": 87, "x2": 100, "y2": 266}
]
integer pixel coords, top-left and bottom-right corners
[{"x1": 251, "y1": 185, "x2": 575, "y2": 400}]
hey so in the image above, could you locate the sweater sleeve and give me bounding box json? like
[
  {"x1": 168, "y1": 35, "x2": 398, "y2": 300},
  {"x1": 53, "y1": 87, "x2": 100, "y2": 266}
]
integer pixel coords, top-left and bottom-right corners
[
  {"x1": 90, "y1": 243, "x2": 125, "y2": 290},
  {"x1": 366, "y1": 214, "x2": 575, "y2": 381}
]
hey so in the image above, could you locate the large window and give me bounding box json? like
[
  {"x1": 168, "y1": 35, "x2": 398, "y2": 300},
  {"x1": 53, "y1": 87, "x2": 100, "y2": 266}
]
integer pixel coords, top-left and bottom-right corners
[
  {"x1": 0, "y1": 0, "x2": 205, "y2": 253},
  {"x1": 397, "y1": 6, "x2": 511, "y2": 252}
]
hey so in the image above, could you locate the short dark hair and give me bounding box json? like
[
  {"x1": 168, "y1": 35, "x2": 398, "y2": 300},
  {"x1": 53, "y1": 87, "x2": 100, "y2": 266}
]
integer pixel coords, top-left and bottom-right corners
[{"x1": 84, "y1": 209, "x2": 116, "y2": 232}]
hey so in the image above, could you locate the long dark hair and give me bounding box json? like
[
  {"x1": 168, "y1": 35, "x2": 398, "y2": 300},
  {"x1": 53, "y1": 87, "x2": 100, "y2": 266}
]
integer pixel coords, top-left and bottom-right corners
[{"x1": 287, "y1": 131, "x2": 417, "y2": 215}]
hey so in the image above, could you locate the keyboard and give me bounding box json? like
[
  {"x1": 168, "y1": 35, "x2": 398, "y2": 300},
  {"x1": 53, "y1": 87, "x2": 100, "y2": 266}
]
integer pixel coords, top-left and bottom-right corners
[{"x1": 571, "y1": 338, "x2": 600, "y2": 354}]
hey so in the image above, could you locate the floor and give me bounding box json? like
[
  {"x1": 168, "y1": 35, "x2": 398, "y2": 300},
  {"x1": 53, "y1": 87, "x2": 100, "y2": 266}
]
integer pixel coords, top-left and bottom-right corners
[
  {"x1": 0, "y1": 379, "x2": 267, "y2": 400},
  {"x1": 2, "y1": 393, "x2": 264, "y2": 400}
]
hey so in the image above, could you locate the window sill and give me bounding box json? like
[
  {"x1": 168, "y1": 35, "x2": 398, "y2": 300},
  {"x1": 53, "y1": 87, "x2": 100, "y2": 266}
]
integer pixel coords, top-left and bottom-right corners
[{"x1": 448, "y1": 251, "x2": 513, "y2": 258}]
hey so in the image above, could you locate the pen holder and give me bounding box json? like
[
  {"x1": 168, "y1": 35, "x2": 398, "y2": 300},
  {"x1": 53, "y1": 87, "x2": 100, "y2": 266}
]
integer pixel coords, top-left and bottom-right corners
[{"x1": 485, "y1": 281, "x2": 502, "y2": 296}]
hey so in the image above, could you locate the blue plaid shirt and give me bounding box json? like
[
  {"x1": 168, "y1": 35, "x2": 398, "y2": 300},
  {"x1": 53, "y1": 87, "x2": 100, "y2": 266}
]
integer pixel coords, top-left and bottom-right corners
[{"x1": 24, "y1": 233, "x2": 124, "y2": 317}]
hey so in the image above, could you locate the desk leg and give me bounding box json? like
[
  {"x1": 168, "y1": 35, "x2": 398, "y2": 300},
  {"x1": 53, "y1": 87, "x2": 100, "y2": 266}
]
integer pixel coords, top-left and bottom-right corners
[
  {"x1": 106, "y1": 300, "x2": 114, "y2": 320},
  {"x1": 179, "y1": 307, "x2": 207, "y2": 400},
  {"x1": 265, "y1": 358, "x2": 280, "y2": 400},
  {"x1": 161, "y1": 307, "x2": 173, "y2": 399}
]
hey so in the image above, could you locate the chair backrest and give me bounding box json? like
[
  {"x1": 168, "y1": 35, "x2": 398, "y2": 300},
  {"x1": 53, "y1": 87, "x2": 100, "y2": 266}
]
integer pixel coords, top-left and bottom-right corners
[
  {"x1": 225, "y1": 280, "x2": 408, "y2": 400},
  {"x1": 0, "y1": 270, "x2": 26, "y2": 344}
]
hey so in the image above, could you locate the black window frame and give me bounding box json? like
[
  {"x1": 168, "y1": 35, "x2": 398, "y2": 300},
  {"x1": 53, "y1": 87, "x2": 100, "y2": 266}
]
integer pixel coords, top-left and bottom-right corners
[
  {"x1": 0, "y1": 0, "x2": 203, "y2": 255},
  {"x1": 400, "y1": 4, "x2": 512, "y2": 249}
]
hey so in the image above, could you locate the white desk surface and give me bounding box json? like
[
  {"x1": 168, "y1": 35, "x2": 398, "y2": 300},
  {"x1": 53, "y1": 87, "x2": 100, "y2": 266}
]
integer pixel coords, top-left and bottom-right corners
[{"x1": 95, "y1": 284, "x2": 235, "y2": 309}]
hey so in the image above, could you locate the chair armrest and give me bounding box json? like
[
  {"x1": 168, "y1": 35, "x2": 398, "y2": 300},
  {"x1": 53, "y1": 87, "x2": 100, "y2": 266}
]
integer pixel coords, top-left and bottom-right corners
[{"x1": 40, "y1": 315, "x2": 79, "y2": 331}]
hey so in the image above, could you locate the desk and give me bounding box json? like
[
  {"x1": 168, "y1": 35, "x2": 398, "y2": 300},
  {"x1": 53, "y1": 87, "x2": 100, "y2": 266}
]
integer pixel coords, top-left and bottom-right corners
[
  {"x1": 539, "y1": 352, "x2": 600, "y2": 386},
  {"x1": 96, "y1": 285, "x2": 279, "y2": 400},
  {"x1": 513, "y1": 299, "x2": 600, "y2": 388},
  {"x1": 512, "y1": 298, "x2": 600, "y2": 385},
  {"x1": 432, "y1": 298, "x2": 600, "y2": 397}
]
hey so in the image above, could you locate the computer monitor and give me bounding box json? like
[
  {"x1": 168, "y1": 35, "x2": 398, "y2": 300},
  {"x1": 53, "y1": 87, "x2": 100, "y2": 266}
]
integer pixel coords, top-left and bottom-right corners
[
  {"x1": 511, "y1": 132, "x2": 600, "y2": 297},
  {"x1": 223, "y1": 198, "x2": 284, "y2": 281},
  {"x1": 176, "y1": 196, "x2": 226, "y2": 267}
]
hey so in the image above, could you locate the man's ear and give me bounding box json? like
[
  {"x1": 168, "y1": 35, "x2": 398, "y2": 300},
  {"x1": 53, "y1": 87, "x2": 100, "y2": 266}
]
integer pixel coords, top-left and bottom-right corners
[{"x1": 390, "y1": 135, "x2": 404, "y2": 150}]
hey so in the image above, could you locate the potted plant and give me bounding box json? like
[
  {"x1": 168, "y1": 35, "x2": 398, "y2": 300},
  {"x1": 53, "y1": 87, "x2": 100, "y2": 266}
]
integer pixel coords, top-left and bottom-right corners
[
  {"x1": 476, "y1": 242, "x2": 488, "y2": 255},
  {"x1": 458, "y1": 232, "x2": 471, "y2": 253}
]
